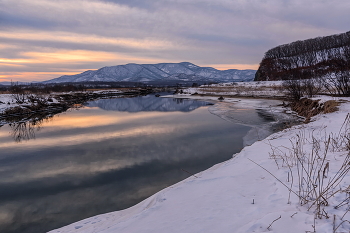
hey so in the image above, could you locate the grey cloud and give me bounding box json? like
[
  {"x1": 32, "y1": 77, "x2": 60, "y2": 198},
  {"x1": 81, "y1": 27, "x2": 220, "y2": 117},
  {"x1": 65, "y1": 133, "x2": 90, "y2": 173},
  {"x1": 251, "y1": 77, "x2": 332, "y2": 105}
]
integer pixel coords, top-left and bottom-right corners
[
  {"x1": 186, "y1": 33, "x2": 272, "y2": 47},
  {"x1": 0, "y1": 37, "x2": 156, "y2": 55},
  {"x1": 2, "y1": 0, "x2": 349, "y2": 35},
  {"x1": 0, "y1": 11, "x2": 59, "y2": 30},
  {"x1": 1, "y1": 0, "x2": 350, "y2": 81},
  {"x1": 99, "y1": 0, "x2": 156, "y2": 10}
]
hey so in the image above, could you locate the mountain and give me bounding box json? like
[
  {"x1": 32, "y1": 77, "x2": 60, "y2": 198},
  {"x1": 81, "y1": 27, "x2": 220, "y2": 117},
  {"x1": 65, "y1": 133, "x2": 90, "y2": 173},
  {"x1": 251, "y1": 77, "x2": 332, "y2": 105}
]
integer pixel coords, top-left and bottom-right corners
[
  {"x1": 43, "y1": 62, "x2": 256, "y2": 83},
  {"x1": 255, "y1": 31, "x2": 350, "y2": 81}
]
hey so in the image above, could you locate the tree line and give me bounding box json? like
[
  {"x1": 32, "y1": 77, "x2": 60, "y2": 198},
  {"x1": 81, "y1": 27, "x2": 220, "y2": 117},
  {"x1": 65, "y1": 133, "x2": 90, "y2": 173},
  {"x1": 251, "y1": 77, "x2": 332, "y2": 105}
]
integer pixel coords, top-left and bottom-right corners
[
  {"x1": 255, "y1": 31, "x2": 350, "y2": 82},
  {"x1": 255, "y1": 31, "x2": 350, "y2": 99},
  {"x1": 264, "y1": 31, "x2": 350, "y2": 59}
]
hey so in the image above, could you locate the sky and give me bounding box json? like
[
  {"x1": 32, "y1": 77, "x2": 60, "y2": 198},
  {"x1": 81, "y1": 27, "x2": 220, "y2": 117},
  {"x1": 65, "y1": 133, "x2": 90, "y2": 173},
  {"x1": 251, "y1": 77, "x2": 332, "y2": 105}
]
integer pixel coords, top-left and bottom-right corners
[{"x1": 0, "y1": 0, "x2": 350, "y2": 82}]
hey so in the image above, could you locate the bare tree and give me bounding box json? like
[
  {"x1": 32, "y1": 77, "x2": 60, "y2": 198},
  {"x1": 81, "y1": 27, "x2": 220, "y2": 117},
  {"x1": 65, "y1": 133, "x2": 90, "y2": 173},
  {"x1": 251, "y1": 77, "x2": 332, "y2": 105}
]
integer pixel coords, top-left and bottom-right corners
[
  {"x1": 10, "y1": 82, "x2": 28, "y2": 104},
  {"x1": 322, "y1": 71, "x2": 350, "y2": 96},
  {"x1": 302, "y1": 78, "x2": 323, "y2": 98},
  {"x1": 282, "y1": 79, "x2": 304, "y2": 101}
]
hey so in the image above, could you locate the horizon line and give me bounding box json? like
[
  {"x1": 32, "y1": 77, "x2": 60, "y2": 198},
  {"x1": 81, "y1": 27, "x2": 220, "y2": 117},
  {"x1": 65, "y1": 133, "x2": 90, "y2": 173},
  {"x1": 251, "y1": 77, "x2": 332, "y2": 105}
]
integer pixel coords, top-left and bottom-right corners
[{"x1": 0, "y1": 63, "x2": 258, "y2": 83}]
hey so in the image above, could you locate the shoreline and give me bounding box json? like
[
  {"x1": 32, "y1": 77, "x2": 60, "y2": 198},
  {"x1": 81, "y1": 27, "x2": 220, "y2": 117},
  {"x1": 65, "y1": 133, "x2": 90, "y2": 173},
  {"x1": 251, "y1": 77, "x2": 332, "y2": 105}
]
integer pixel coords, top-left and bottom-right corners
[
  {"x1": 163, "y1": 94, "x2": 302, "y2": 146},
  {"x1": 177, "y1": 93, "x2": 287, "y2": 101},
  {"x1": 2, "y1": 91, "x2": 349, "y2": 233},
  {"x1": 0, "y1": 91, "x2": 287, "y2": 127},
  {"x1": 49, "y1": 94, "x2": 350, "y2": 233},
  {"x1": 46, "y1": 95, "x2": 313, "y2": 233},
  {"x1": 0, "y1": 88, "x2": 172, "y2": 126}
]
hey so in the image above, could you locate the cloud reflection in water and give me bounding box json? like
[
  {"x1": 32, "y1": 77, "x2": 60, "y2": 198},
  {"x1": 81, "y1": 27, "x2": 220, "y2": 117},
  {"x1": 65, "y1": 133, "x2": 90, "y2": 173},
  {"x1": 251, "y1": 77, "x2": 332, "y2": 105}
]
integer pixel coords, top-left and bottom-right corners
[{"x1": 0, "y1": 97, "x2": 250, "y2": 233}]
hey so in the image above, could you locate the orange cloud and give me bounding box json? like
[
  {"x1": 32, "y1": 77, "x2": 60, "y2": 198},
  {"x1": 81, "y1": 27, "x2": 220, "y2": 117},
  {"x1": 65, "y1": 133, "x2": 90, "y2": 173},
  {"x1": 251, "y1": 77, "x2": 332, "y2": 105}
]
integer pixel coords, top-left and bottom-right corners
[
  {"x1": 209, "y1": 64, "x2": 259, "y2": 70},
  {"x1": 1, "y1": 50, "x2": 120, "y2": 65},
  {"x1": 0, "y1": 28, "x2": 182, "y2": 82},
  {"x1": 0, "y1": 63, "x2": 24, "y2": 67},
  {"x1": 0, "y1": 30, "x2": 258, "y2": 82},
  {"x1": 0, "y1": 58, "x2": 35, "y2": 64},
  {"x1": 0, "y1": 49, "x2": 167, "y2": 81},
  {"x1": 0, "y1": 62, "x2": 259, "y2": 82},
  {"x1": 0, "y1": 49, "x2": 166, "y2": 69},
  {"x1": 0, "y1": 71, "x2": 84, "y2": 82}
]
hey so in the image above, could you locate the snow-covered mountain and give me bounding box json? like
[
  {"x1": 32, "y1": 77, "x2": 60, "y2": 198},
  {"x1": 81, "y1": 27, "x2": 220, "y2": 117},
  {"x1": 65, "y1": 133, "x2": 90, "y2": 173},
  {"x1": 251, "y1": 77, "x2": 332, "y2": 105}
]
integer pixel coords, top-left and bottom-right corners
[{"x1": 43, "y1": 62, "x2": 256, "y2": 83}]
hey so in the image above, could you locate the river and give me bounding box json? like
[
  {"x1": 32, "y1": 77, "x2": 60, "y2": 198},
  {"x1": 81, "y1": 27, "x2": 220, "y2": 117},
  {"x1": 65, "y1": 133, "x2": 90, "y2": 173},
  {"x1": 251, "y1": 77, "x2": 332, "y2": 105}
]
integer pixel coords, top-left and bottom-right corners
[{"x1": 0, "y1": 94, "x2": 282, "y2": 233}]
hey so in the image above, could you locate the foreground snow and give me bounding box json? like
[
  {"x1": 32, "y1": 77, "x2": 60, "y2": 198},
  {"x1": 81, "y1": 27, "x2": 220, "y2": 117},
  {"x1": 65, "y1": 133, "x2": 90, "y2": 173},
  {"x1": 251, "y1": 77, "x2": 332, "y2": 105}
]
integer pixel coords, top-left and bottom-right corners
[{"x1": 49, "y1": 95, "x2": 350, "y2": 233}]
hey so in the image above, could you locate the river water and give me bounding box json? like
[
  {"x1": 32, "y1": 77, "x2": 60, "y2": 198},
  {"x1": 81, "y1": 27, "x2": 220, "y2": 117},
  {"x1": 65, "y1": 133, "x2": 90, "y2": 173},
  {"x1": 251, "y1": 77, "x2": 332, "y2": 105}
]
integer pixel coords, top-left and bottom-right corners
[{"x1": 0, "y1": 95, "x2": 280, "y2": 233}]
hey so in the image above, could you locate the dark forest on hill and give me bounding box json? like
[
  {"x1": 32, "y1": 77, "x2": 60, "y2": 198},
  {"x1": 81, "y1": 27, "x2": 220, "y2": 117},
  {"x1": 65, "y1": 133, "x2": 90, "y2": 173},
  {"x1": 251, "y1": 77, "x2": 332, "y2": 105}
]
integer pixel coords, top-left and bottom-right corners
[{"x1": 255, "y1": 31, "x2": 350, "y2": 82}]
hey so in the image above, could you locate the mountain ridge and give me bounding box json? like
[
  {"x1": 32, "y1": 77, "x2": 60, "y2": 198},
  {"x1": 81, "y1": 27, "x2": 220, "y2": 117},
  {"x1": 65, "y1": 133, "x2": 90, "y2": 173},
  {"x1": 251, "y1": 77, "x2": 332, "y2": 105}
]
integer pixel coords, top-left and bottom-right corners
[{"x1": 43, "y1": 62, "x2": 256, "y2": 83}]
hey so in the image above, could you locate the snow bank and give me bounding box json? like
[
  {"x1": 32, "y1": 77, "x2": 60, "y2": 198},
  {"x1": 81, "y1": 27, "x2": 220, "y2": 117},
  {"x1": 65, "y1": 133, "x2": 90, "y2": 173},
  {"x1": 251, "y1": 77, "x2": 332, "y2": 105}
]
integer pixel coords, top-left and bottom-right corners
[
  {"x1": 0, "y1": 94, "x2": 15, "y2": 112},
  {"x1": 184, "y1": 81, "x2": 285, "y2": 97},
  {"x1": 0, "y1": 90, "x2": 121, "y2": 115},
  {"x1": 49, "y1": 95, "x2": 350, "y2": 233}
]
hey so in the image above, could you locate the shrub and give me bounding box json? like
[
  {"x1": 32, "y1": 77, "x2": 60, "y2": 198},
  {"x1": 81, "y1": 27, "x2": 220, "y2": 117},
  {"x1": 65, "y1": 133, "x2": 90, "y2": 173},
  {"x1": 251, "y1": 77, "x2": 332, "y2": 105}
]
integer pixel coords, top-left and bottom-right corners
[{"x1": 282, "y1": 79, "x2": 304, "y2": 100}]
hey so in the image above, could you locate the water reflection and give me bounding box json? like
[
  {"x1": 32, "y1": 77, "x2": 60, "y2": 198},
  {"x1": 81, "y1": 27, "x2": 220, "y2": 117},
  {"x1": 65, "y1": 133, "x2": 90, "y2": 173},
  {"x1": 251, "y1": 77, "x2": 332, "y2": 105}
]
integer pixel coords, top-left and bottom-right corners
[
  {"x1": 2, "y1": 114, "x2": 56, "y2": 143},
  {"x1": 86, "y1": 95, "x2": 209, "y2": 112},
  {"x1": 9, "y1": 120, "x2": 45, "y2": 142},
  {"x1": 208, "y1": 101, "x2": 299, "y2": 146},
  {"x1": 0, "y1": 96, "x2": 274, "y2": 233},
  {"x1": 2, "y1": 97, "x2": 209, "y2": 144}
]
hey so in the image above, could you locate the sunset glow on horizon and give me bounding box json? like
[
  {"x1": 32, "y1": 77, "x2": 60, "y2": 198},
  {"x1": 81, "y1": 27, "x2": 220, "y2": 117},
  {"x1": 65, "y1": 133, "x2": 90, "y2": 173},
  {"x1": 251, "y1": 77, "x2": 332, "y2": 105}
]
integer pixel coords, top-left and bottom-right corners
[{"x1": 1, "y1": 0, "x2": 349, "y2": 82}]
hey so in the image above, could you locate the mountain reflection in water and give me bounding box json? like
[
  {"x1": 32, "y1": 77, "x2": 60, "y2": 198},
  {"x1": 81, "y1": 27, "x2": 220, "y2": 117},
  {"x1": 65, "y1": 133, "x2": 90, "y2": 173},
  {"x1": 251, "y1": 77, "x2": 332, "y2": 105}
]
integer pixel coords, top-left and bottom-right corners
[
  {"x1": 0, "y1": 96, "x2": 253, "y2": 233},
  {"x1": 2, "y1": 96, "x2": 210, "y2": 144},
  {"x1": 85, "y1": 95, "x2": 210, "y2": 112}
]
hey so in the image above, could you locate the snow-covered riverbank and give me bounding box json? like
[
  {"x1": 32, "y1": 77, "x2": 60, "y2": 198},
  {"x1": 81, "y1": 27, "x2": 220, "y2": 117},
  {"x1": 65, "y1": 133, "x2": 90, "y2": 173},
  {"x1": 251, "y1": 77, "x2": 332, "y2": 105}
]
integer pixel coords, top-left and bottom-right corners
[
  {"x1": 48, "y1": 95, "x2": 350, "y2": 233},
  {"x1": 0, "y1": 90, "x2": 124, "y2": 114}
]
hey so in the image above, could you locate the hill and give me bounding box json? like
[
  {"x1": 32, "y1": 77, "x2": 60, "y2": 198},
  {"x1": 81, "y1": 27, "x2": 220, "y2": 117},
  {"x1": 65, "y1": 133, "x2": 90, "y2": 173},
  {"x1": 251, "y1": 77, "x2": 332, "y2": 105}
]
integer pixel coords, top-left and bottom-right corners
[
  {"x1": 255, "y1": 31, "x2": 350, "y2": 81},
  {"x1": 43, "y1": 62, "x2": 255, "y2": 84}
]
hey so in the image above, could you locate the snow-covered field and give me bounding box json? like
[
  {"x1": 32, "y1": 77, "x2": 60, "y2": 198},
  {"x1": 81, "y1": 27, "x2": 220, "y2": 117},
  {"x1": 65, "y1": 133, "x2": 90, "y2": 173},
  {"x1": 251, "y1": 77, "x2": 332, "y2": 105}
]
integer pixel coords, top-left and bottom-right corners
[
  {"x1": 0, "y1": 94, "x2": 16, "y2": 113},
  {"x1": 183, "y1": 81, "x2": 285, "y2": 98},
  {"x1": 48, "y1": 93, "x2": 350, "y2": 233},
  {"x1": 0, "y1": 90, "x2": 122, "y2": 115}
]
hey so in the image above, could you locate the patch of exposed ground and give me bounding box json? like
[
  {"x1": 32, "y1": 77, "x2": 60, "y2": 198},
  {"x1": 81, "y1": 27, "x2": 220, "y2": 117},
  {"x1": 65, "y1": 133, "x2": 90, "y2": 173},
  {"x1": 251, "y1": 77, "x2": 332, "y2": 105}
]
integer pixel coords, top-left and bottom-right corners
[{"x1": 289, "y1": 98, "x2": 340, "y2": 123}]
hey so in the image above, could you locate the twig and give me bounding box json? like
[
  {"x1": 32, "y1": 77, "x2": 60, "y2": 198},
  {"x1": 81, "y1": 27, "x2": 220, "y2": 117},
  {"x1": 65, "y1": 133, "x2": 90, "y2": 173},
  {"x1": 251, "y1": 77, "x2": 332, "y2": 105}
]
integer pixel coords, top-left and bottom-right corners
[
  {"x1": 341, "y1": 207, "x2": 350, "y2": 220},
  {"x1": 290, "y1": 212, "x2": 298, "y2": 218},
  {"x1": 312, "y1": 215, "x2": 316, "y2": 232},
  {"x1": 333, "y1": 220, "x2": 350, "y2": 232},
  {"x1": 180, "y1": 168, "x2": 198, "y2": 178},
  {"x1": 267, "y1": 215, "x2": 281, "y2": 230},
  {"x1": 247, "y1": 158, "x2": 303, "y2": 201}
]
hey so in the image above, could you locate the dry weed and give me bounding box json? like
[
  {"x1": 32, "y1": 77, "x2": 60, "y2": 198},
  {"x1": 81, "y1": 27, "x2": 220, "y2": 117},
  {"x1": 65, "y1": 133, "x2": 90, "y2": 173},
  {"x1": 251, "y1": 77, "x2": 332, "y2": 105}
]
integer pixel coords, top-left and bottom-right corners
[{"x1": 257, "y1": 115, "x2": 350, "y2": 231}]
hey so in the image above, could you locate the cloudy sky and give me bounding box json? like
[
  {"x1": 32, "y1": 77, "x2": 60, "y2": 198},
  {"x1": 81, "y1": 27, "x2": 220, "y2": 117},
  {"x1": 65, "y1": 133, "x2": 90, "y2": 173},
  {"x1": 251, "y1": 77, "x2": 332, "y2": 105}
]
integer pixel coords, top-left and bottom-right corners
[{"x1": 1, "y1": 0, "x2": 349, "y2": 82}]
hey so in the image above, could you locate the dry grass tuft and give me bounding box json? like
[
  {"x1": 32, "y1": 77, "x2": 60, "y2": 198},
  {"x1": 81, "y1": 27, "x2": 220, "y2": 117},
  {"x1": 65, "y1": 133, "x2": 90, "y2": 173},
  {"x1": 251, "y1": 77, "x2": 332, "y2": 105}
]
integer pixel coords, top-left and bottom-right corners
[
  {"x1": 261, "y1": 115, "x2": 350, "y2": 231},
  {"x1": 290, "y1": 98, "x2": 339, "y2": 122},
  {"x1": 323, "y1": 100, "x2": 339, "y2": 114}
]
